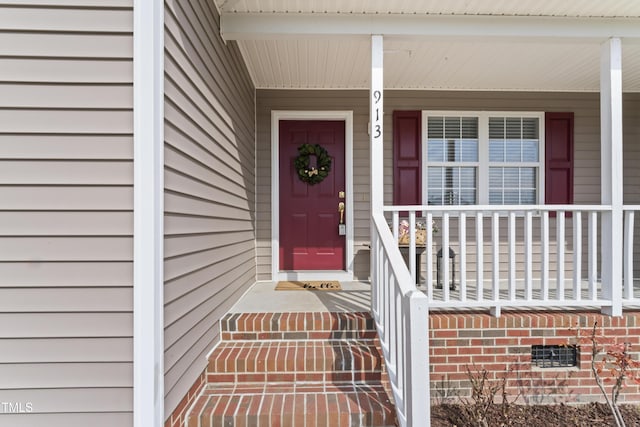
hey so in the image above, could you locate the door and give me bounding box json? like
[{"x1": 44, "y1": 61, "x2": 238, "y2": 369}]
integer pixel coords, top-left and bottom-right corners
[{"x1": 279, "y1": 120, "x2": 346, "y2": 270}]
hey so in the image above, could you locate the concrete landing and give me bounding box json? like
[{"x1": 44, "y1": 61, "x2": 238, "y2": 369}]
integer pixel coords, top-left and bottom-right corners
[{"x1": 230, "y1": 281, "x2": 372, "y2": 313}]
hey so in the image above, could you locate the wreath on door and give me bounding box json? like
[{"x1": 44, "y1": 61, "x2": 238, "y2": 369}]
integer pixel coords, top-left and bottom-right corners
[{"x1": 294, "y1": 143, "x2": 332, "y2": 185}]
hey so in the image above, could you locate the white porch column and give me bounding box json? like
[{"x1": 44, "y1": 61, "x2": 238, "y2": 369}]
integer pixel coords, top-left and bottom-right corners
[
  {"x1": 370, "y1": 35, "x2": 384, "y2": 216},
  {"x1": 600, "y1": 37, "x2": 623, "y2": 317}
]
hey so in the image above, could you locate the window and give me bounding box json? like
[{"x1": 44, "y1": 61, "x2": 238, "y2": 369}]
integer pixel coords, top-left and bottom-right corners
[
  {"x1": 423, "y1": 112, "x2": 544, "y2": 206},
  {"x1": 426, "y1": 116, "x2": 478, "y2": 205},
  {"x1": 488, "y1": 117, "x2": 539, "y2": 204}
]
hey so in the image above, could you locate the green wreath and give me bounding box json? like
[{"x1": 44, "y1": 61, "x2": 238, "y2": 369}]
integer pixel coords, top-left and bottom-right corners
[{"x1": 294, "y1": 143, "x2": 332, "y2": 185}]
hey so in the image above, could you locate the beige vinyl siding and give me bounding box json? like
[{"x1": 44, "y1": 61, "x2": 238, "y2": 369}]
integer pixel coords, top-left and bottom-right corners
[
  {"x1": 163, "y1": 0, "x2": 256, "y2": 419},
  {"x1": 0, "y1": 1, "x2": 133, "y2": 426},
  {"x1": 256, "y1": 90, "x2": 640, "y2": 280}
]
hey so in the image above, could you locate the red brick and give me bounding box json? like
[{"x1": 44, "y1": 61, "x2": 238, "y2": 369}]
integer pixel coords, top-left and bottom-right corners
[
  {"x1": 458, "y1": 347, "x2": 483, "y2": 355},
  {"x1": 507, "y1": 329, "x2": 529, "y2": 337},
  {"x1": 432, "y1": 364, "x2": 459, "y2": 373},
  {"x1": 495, "y1": 338, "x2": 519, "y2": 346},
  {"x1": 433, "y1": 330, "x2": 458, "y2": 338}
]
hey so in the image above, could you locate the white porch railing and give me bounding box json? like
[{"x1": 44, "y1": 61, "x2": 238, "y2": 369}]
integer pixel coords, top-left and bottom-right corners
[
  {"x1": 372, "y1": 204, "x2": 640, "y2": 426},
  {"x1": 383, "y1": 204, "x2": 640, "y2": 316},
  {"x1": 371, "y1": 213, "x2": 430, "y2": 427}
]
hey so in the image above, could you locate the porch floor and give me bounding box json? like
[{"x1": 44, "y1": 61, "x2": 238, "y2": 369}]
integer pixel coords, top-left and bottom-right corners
[{"x1": 230, "y1": 280, "x2": 372, "y2": 313}]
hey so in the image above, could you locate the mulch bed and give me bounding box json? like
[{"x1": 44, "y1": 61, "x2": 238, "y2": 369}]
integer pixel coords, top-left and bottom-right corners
[{"x1": 431, "y1": 402, "x2": 640, "y2": 426}]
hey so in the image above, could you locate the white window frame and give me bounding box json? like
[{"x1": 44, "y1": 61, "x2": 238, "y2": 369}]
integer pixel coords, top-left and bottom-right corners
[{"x1": 421, "y1": 111, "x2": 545, "y2": 206}]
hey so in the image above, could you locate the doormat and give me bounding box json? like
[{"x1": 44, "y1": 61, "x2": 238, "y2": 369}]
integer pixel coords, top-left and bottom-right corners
[{"x1": 275, "y1": 281, "x2": 342, "y2": 291}]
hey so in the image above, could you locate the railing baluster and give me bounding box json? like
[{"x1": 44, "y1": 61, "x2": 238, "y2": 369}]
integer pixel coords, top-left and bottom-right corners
[
  {"x1": 393, "y1": 211, "x2": 399, "y2": 242},
  {"x1": 573, "y1": 212, "x2": 582, "y2": 300},
  {"x1": 589, "y1": 211, "x2": 598, "y2": 299},
  {"x1": 476, "y1": 212, "x2": 484, "y2": 301},
  {"x1": 624, "y1": 210, "x2": 635, "y2": 300},
  {"x1": 443, "y1": 213, "x2": 450, "y2": 302},
  {"x1": 384, "y1": 255, "x2": 390, "y2": 347},
  {"x1": 426, "y1": 212, "x2": 433, "y2": 300},
  {"x1": 525, "y1": 211, "x2": 533, "y2": 301},
  {"x1": 541, "y1": 211, "x2": 550, "y2": 301},
  {"x1": 492, "y1": 212, "x2": 500, "y2": 302},
  {"x1": 459, "y1": 212, "x2": 467, "y2": 301},
  {"x1": 508, "y1": 211, "x2": 516, "y2": 300},
  {"x1": 372, "y1": 234, "x2": 379, "y2": 316},
  {"x1": 389, "y1": 270, "x2": 396, "y2": 370},
  {"x1": 409, "y1": 212, "x2": 416, "y2": 287},
  {"x1": 394, "y1": 287, "x2": 402, "y2": 393},
  {"x1": 557, "y1": 211, "x2": 565, "y2": 300}
]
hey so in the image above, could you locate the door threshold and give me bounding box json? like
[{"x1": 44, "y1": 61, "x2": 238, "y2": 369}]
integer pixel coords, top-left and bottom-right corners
[{"x1": 276, "y1": 270, "x2": 353, "y2": 282}]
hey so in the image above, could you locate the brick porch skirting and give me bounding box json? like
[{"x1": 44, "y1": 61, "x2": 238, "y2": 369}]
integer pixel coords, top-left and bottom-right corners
[{"x1": 429, "y1": 310, "x2": 640, "y2": 404}]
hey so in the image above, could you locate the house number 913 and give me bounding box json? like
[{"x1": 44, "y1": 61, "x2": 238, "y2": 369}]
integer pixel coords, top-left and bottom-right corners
[{"x1": 373, "y1": 90, "x2": 382, "y2": 139}]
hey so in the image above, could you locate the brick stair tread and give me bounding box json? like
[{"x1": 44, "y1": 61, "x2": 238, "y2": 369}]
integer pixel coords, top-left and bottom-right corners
[
  {"x1": 208, "y1": 340, "x2": 383, "y2": 374},
  {"x1": 207, "y1": 339, "x2": 385, "y2": 384},
  {"x1": 188, "y1": 382, "x2": 396, "y2": 427},
  {"x1": 221, "y1": 312, "x2": 376, "y2": 340}
]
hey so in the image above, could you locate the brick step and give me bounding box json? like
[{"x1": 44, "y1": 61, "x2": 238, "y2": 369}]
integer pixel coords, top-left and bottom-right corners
[
  {"x1": 207, "y1": 340, "x2": 384, "y2": 384},
  {"x1": 185, "y1": 311, "x2": 396, "y2": 426},
  {"x1": 221, "y1": 312, "x2": 376, "y2": 341},
  {"x1": 187, "y1": 382, "x2": 396, "y2": 427}
]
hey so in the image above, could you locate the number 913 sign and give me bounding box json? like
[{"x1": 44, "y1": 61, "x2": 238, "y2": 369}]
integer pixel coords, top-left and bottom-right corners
[{"x1": 372, "y1": 90, "x2": 382, "y2": 139}]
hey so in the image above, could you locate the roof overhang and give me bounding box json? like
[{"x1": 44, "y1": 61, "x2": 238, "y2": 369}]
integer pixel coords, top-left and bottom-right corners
[
  {"x1": 221, "y1": 13, "x2": 640, "y2": 41},
  {"x1": 216, "y1": 3, "x2": 640, "y2": 91}
]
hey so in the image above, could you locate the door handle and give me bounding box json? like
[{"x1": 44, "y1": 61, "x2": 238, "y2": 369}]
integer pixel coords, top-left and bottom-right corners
[{"x1": 338, "y1": 202, "x2": 345, "y2": 224}]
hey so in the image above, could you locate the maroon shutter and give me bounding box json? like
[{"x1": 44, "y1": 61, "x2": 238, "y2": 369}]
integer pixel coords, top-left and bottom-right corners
[
  {"x1": 393, "y1": 111, "x2": 422, "y2": 209},
  {"x1": 545, "y1": 112, "x2": 574, "y2": 205}
]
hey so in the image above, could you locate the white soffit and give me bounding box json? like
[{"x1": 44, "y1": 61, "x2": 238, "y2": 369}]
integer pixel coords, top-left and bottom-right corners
[{"x1": 237, "y1": 38, "x2": 640, "y2": 91}]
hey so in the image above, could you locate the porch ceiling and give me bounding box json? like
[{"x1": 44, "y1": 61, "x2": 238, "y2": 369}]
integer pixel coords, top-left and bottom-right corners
[{"x1": 215, "y1": 1, "x2": 640, "y2": 92}]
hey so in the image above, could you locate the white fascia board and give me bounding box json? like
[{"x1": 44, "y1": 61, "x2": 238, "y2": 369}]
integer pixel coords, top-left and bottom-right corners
[
  {"x1": 221, "y1": 13, "x2": 640, "y2": 41},
  {"x1": 133, "y1": 0, "x2": 164, "y2": 425}
]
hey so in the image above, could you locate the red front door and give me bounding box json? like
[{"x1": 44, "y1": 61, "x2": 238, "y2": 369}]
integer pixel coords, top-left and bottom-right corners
[{"x1": 279, "y1": 120, "x2": 346, "y2": 270}]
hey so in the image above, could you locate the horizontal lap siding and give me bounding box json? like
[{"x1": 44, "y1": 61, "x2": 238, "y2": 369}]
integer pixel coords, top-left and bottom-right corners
[
  {"x1": 163, "y1": 0, "x2": 256, "y2": 419},
  {"x1": 256, "y1": 90, "x2": 640, "y2": 280},
  {"x1": 0, "y1": 2, "x2": 133, "y2": 426}
]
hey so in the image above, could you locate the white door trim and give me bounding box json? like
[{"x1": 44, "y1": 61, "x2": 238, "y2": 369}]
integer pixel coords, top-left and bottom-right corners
[{"x1": 271, "y1": 110, "x2": 354, "y2": 281}]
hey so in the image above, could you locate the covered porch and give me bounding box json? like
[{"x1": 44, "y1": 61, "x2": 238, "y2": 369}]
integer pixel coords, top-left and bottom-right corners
[{"x1": 218, "y1": 2, "x2": 640, "y2": 426}]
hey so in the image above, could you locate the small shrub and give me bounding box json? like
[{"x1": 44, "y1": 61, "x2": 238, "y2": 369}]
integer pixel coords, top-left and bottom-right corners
[{"x1": 571, "y1": 321, "x2": 640, "y2": 427}]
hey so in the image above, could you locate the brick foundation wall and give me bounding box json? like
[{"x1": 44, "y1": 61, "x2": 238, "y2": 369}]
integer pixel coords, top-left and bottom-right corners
[
  {"x1": 429, "y1": 311, "x2": 640, "y2": 405},
  {"x1": 164, "y1": 370, "x2": 206, "y2": 427}
]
